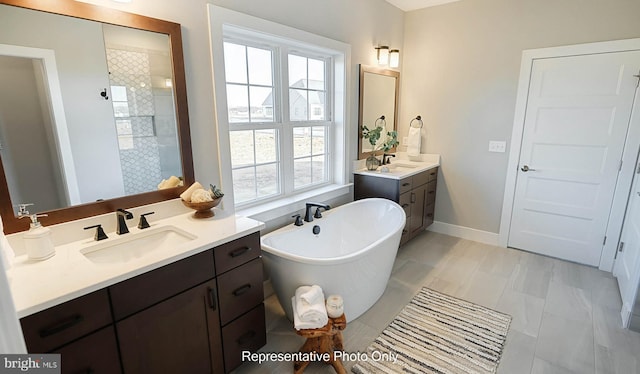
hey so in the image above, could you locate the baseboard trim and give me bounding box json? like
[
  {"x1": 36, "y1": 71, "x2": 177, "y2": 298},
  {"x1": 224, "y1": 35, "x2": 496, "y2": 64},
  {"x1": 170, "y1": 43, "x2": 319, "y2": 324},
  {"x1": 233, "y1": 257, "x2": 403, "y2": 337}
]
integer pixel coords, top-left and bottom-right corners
[{"x1": 428, "y1": 221, "x2": 500, "y2": 246}]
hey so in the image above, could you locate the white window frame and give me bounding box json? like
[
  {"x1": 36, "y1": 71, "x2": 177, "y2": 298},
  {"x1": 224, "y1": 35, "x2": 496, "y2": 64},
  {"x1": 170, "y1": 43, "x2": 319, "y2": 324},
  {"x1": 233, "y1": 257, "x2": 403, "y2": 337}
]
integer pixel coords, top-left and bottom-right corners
[{"x1": 208, "y1": 5, "x2": 351, "y2": 218}]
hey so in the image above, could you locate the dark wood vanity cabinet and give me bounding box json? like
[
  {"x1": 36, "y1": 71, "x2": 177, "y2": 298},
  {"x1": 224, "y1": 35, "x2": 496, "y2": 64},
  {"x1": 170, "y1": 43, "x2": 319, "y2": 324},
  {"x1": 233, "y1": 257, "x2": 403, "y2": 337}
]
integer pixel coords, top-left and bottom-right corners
[
  {"x1": 355, "y1": 167, "x2": 438, "y2": 245},
  {"x1": 20, "y1": 231, "x2": 266, "y2": 374}
]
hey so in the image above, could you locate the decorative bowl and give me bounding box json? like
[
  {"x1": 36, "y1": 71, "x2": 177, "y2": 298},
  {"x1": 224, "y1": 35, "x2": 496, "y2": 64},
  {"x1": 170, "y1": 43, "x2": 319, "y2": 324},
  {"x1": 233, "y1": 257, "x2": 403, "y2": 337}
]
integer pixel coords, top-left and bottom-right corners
[{"x1": 181, "y1": 197, "x2": 222, "y2": 219}]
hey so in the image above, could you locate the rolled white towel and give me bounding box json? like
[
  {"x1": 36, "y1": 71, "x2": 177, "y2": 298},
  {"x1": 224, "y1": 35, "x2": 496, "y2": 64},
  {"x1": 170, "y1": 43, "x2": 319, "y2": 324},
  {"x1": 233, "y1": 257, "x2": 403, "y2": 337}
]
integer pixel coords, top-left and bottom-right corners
[
  {"x1": 294, "y1": 286, "x2": 328, "y2": 327},
  {"x1": 299, "y1": 285, "x2": 323, "y2": 305},
  {"x1": 180, "y1": 181, "x2": 204, "y2": 202},
  {"x1": 291, "y1": 297, "x2": 328, "y2": 330}
]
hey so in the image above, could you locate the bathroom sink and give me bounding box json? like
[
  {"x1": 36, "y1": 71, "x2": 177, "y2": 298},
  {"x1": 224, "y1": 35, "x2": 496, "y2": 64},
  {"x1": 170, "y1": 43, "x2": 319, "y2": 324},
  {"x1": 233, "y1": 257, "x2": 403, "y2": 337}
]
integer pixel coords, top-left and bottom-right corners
[
  {"x1": 81, "y1": 226, "x2": 197, "y2": 264},
  {"x1": 389, "y1": 162, "x2": 418, "y2": 169}
]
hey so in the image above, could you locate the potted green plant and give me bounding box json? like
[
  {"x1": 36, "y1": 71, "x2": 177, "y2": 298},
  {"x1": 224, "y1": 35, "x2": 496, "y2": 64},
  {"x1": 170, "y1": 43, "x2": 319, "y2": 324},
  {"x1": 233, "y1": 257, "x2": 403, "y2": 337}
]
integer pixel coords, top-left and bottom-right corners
[{"x1": 362, "y1": 124, "x2": 399, "y2": 171}]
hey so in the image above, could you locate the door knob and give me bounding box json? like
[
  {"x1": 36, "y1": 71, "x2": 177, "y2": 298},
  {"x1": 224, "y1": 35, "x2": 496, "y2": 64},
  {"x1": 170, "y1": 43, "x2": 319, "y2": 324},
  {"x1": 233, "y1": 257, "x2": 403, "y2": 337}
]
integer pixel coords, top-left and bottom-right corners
[{"x1": 521, "y1": 165, "x2": 536, "y2": 172}]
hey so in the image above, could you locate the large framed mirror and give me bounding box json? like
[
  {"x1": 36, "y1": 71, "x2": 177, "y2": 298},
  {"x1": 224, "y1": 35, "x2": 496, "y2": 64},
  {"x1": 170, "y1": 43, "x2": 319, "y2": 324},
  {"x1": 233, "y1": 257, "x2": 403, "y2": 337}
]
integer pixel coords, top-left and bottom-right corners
[
  {"x1": 357, "y1": 65, "x2": 400, "y2": 160},
  {"x1": 0, "y1": 0, "x2": 194, "y2": 234}
]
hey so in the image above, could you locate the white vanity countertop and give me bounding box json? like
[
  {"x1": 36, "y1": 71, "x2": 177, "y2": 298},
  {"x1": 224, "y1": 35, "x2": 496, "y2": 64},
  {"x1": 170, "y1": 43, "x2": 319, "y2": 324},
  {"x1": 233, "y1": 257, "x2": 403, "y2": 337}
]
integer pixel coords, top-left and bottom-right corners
[
  {"x1": 6, "y1": 208, "x2": 264, "y2": 318},
  {"x1": 353, "y1": 153, "x2": 440, "y2": 180}
]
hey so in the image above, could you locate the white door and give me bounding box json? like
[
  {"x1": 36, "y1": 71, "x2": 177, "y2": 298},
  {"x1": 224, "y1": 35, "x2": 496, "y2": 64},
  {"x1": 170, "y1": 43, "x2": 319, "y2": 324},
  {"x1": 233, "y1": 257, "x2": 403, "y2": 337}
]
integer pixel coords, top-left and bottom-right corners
[
  {"x1": 614, "y1": 158, "x2": 640, "y2": 326},
  {"x1": 508, "y1": 51, "x2": 640, "y2": 266}
]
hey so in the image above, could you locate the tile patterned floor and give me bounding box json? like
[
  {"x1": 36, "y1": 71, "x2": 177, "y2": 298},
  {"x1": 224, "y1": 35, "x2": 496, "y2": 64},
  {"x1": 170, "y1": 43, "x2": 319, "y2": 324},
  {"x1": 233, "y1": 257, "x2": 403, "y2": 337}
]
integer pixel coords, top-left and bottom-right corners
[{"x1": 233, "y1": 231, "x2": 640, "y2": 373}]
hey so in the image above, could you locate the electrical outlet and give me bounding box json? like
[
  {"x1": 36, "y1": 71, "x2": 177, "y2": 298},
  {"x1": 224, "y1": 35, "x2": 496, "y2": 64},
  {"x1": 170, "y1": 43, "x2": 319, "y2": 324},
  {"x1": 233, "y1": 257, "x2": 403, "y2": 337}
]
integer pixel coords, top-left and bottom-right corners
[
  {"x1": 488, "y1": 141, "x2": 506, "y2": 153},
  {"x1": 402, "y1": 137, "x2": 408, "y2": 145}
]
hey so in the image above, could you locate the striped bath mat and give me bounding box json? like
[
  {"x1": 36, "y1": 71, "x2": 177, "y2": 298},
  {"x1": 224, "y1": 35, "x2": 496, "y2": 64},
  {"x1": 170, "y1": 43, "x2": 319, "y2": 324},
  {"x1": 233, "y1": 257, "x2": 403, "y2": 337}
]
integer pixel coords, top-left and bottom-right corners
[{"x1": 352, "y1": 287, "x2": 511, "y2": 374}]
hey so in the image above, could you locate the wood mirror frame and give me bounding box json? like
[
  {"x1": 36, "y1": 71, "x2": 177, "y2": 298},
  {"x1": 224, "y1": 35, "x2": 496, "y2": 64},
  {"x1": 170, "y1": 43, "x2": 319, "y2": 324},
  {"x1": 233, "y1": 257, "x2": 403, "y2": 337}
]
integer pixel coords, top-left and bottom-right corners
[
  {"x1": 0, "y1": 0, "x2": 194, "y2": 234},
  {"x1": 357, "y1": 65, "x2": 400, "y2": 160}
]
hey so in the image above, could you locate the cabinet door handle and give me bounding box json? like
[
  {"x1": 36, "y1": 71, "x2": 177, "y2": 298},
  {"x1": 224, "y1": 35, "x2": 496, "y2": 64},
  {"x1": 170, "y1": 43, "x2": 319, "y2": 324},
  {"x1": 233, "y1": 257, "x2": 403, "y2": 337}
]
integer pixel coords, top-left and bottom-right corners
[
  {"x1": 207, "y1": 287, "x2": 218, "y2": 311},
  {"x1": 229, "y1": 246, "x2": 251, "y2": 258},
  {"x1": 38, "y1": 314, "x2": 84, "y2": 338},
  {"x1": 410, "y1": 192, "x2": 416, "y2": 203},
  {"x1": 427, "y1": 213, "x2": 433, "y2": 218},
  {"x1": 237, "y1": 330, "x2": 256, "y2": 345},
  {"x1": 232, "y1": 284, "x2": 252, "y2": 296},
  {"x1": 401, "y1": 203, "x2": 409, "y2": 208},
  {"x1": 428, "y1": 191, "x2": 435, "y2": 194},
  {"x1": 402, "y1": 182, "x2": 411, "y2": 187}
]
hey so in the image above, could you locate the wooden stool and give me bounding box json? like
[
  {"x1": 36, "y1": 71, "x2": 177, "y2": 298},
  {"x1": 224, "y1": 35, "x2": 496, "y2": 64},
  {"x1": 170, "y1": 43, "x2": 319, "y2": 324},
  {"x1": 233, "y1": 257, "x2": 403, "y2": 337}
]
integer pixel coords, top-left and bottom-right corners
[{"x1": 293, "y1": 314, "x2": 347, "y2": 374}]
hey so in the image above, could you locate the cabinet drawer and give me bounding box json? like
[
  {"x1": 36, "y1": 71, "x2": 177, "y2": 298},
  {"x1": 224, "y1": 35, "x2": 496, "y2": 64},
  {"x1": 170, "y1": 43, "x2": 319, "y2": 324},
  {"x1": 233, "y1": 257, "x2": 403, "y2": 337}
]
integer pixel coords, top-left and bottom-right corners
[
  {"x1": 222, "y1": 304, "x2": 266, "y2": 373},
  {"x1": 426, "y1": 180, "x2": 437, "y2": 205},
  {"x1": 21, "y1": 289, "x2": 112, "y2": 353},
  {"x1": 399, "y1": 192, "x2": 411, "y2": 218},
  {"x1": 217, "y1": 258, "x2": 264, "y2": 325},
  {"x1": 413, "y1": 170, "x2": 430, "y2": 187},
  {"x1": 109, "y1": 249, "x2": 215, "y2": 320},
  {"x1": 55, "y1": 326, "x2": 121, "y2": 374},
  {"x1": 214, "y1": 232, "x2": 261, "y2": 274},
  {"x1": 398, "y1": 177, "x2": 413, "y2": 195},
  {"x1": 425, "y1": 203, "x2": 435, "y2": 227},
  {"x1": 427, "y1": 167, "x2": 438, "y2": 182}
]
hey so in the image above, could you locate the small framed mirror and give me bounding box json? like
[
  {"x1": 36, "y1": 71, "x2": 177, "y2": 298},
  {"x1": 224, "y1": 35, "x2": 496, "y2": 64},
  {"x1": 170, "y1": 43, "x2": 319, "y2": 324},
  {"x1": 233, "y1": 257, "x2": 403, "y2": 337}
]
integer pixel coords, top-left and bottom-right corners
[{"x1": 357, "y1": 65, "x2": 400, "y2": 159}]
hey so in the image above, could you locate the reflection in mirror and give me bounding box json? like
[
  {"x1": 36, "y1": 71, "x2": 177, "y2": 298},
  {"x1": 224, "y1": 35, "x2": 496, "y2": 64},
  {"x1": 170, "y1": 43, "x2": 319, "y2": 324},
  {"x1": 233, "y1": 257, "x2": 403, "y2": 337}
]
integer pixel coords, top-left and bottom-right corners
[
  {"x1": 358, "y1": 65, "x2": 399, "y2": 159},
  {"x1": 0, "y1": 0, "x2": 193, "y2": 234}
]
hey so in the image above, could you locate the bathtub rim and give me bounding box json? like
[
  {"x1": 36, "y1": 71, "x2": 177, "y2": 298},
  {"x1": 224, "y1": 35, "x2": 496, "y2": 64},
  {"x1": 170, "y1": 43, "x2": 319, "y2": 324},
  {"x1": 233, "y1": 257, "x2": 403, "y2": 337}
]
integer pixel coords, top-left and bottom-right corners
[{"x1": 260, "y1": 198, "x2": 406, "y2": 265}]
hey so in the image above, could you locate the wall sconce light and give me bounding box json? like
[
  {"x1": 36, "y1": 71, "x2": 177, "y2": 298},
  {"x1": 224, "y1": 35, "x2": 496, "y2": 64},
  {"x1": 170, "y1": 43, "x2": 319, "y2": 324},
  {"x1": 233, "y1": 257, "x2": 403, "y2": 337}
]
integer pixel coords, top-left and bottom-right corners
[
  {"x1": 376, "y1": 46, "x2": 389, "y2": 66},
  {"x1": 389, "y1": 49, "x2": 400, "y2": 68}
]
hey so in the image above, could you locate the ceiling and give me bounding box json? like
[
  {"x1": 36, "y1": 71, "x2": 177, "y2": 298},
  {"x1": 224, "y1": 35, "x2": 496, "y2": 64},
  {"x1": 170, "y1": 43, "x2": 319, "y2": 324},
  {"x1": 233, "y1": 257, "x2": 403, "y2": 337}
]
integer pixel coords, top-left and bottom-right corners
[{"x1": 385, "y1": 0, "x2": 461, "y2": 12}]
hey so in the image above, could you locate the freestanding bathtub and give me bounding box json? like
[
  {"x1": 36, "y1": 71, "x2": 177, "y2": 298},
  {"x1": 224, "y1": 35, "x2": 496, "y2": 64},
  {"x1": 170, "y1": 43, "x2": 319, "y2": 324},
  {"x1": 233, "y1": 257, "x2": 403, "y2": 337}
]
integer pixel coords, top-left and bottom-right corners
[{"x1": 261, "y1": 198, "x2": 406, "y2": 322}]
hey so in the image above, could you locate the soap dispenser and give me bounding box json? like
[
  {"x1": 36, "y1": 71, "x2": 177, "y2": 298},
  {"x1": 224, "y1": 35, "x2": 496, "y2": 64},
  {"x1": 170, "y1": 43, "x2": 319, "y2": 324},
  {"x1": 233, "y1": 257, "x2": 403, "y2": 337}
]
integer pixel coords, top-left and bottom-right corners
[{"x1": 18, "y1": 204, "x2": 55, "y2": 261}]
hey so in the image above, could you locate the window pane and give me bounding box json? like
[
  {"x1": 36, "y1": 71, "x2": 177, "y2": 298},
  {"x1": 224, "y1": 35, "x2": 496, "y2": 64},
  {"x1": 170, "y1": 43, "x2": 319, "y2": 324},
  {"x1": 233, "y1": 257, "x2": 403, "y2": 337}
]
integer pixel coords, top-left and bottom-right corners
[
  {"x1": 249, "y1": 86, "x2": 274, "y2": 122},
  {"x1": 311, "y1": 126, "x2": 325, "y2": 155},
  {"x1": 256, "y1": 163, "x2": 279, "y2": 197},
  {"x1": 293, "y1": 158, "x2": 312, "y2": 188},
  {"x1": 312, "y1": 155, "x2": 326, "y2": 184},
  {"x1": 113, "y1": 102, "x2": 130, "y2": 117},
  {"x1": 308, "y1": 58, "x2": 325, "y2": 90},
  {"x1": 229, "y1": 130, "x2": 254, "y2": 167},
  {"x1": 288, "y1": 54, "x2": 307, "y2": 87},
  {"x1": 293, "y1": 127, "x2": 311, "y2": 158},
  {"x1": 255, "y1": 129, "x2": 277, "y2": 163},
  {"x1": 232, "y1": 167, "x2": 256, "y2": 204},
  {"x1": 224, "y1": 42, "x2": 247, "y2": 84},
  {"x1": 308, "y1": 91, "x2": 325, "y2": 120},
  {"x1": 247, "y1": 47, "x2": 272, "y2": 86},
  {"x1": 289, "y1": 89, "x2": 308, "y2": 121},
  {"x1": 226, "y1": 84, "x2": 249, "y2": 123}
]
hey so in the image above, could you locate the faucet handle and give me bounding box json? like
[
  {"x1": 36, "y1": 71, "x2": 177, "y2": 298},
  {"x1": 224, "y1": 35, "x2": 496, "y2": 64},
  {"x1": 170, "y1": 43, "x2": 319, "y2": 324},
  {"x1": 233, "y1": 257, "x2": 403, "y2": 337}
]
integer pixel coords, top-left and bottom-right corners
[
  {"x1": 292, "y1": 214, "x2": 304, "y2": 226},
  {"x1": 84, "y1": 224, "x2": 108, "y2": 241},
  {"x1": 138, "y1": 212, "x2": 155, "y2": 229},
  {"x1": 314, "y1": 208, "x2": 324, "y2": 219}
]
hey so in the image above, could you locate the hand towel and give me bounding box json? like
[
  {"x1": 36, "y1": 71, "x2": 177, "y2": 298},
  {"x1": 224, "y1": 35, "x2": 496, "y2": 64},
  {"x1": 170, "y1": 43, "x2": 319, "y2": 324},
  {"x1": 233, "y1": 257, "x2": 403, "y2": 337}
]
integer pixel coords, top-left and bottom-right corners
[
  {"x1": 0, "y1": 215, "x2": 14, "y2": 271},
  {"x1": 299, "y1": 284, "x2": 323, "y2": 305},
  {"x1": 179, "y1": 181, "x2": 204, "y2": 201},
  {"x1": 292, "y1": 285, "x2": 328, "y2": 330},
  {"x1": 406, "y1": 126, "x2": 422, "y2": 156},
  {"x1": 158, "y1": 175, "x2": 181, "y2": 190}
]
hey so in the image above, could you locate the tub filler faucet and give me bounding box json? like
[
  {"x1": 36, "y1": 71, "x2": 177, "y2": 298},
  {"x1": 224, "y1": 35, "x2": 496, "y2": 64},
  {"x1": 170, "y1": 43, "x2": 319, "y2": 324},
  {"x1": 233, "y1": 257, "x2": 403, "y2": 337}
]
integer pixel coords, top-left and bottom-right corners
[{"x1": 304, "y1": 202, "x2": 331, "y2": 222}]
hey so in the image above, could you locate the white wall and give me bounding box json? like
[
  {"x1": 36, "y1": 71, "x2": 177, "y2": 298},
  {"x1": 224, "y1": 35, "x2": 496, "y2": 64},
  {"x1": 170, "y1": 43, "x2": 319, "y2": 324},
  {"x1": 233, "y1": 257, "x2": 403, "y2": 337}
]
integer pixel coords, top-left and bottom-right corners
[
  {"x1": 77, "y1": 0, "x2": 404, "y2": 195},
  {"x1": 400, "y1": 0, "x2": 640, "y2": 234}
]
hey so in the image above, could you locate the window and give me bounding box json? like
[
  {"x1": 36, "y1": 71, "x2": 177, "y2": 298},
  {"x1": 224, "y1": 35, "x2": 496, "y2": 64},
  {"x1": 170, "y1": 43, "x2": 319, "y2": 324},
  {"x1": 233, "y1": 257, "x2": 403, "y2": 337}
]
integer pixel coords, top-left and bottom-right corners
[{"x1": 223, "y1": 38, "x2": 333, "y2": 206}]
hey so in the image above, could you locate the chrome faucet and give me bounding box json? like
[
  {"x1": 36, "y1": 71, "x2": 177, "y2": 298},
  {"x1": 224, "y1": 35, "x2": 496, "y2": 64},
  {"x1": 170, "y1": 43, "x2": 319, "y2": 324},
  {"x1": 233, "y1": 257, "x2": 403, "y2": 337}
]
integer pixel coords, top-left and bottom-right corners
[
  {"x1": 304, "y1": 202, "x2": 331, "y2": 222},
  {"x1": 116, "y1": 208, "x2": 133, "y2": 235}
]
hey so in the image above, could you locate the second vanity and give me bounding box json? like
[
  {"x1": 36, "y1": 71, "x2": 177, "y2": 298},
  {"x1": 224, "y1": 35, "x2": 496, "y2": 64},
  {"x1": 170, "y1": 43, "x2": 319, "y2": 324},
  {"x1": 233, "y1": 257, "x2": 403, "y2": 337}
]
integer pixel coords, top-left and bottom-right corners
[
  {"x1": 354, "y1": 154, "x2": 440, "y2": 245},
  {"x1": 6, "y1": 201, "x2": 266, "y2": 374}
]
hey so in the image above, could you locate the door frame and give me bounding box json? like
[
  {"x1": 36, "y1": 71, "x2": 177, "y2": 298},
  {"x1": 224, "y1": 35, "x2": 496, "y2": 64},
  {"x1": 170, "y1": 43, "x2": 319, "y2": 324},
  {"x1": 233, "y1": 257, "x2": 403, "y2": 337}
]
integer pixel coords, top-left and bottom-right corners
[{"x1": 499, "y1": 38, "x2": 640, "y2": 271}]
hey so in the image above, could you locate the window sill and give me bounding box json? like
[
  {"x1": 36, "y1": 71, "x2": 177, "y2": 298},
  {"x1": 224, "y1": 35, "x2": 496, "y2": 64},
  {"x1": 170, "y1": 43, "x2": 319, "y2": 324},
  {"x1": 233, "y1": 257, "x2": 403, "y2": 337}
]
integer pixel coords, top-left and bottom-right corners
[{"x1": 236, "y1": 184, "x2": 352, "y2": 223}]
